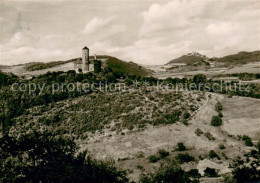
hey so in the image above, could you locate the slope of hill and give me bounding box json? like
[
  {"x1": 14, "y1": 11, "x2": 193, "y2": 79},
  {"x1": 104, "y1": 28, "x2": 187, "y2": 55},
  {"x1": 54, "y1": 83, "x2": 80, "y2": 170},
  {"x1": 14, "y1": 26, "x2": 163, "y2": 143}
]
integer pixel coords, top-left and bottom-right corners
[
  {"x1": 24, "y1": 58, "x2": 79, "y2": 71},
  {"x1": 213, "y1": 50, "x2": 260, "y2": 66},
  {"x1": 104, "y1": 56, "x2": 152, "y2": 76},
  {"x1": 167, "y1": 52, "x2": 208, "y2": 65}
]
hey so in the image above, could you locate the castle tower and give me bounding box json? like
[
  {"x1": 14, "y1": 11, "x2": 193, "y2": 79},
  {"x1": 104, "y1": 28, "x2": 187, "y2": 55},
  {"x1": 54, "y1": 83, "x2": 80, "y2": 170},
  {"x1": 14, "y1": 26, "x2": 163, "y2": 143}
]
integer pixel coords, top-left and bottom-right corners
[{"x1": 82, "y1": 46, "x2": 89, "y2": 71}]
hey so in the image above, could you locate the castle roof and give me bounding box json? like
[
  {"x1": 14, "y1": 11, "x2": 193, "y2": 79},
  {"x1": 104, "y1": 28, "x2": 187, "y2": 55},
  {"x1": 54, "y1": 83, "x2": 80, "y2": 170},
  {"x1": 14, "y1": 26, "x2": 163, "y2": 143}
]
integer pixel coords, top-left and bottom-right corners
[{"x1": 82, "y1": 46, "x2": 89, "y2": 50}]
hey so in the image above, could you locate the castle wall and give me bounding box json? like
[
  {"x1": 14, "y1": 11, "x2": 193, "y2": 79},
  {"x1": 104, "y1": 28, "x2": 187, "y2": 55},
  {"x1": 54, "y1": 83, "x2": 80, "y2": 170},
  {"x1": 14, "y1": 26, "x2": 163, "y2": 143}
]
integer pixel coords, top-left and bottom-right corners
[{"x1": 89, "y1": 64, "x2": 94, "y2": 72}]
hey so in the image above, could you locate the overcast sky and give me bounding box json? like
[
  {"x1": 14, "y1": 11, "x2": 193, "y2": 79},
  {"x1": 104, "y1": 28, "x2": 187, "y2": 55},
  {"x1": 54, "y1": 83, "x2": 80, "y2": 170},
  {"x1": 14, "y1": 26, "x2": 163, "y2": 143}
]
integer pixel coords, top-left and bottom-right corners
[{"x1": 0, "y1": 0, "x2": 259, "y2": 65}]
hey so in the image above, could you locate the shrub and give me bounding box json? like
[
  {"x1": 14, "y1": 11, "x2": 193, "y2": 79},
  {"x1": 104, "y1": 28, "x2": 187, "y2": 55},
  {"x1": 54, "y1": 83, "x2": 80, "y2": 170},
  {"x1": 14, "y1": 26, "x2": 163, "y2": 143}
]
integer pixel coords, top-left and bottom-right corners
[
  {"x1": 193, "y1": 74, "x2": 207, "y2": 85},
  {"x1": 176, "y1": 142, "x2": 186, "y2": 151},
  {"x1": 215, "y1": 102, "x2": 223, "y2": 112},
  {"x1": 205, "y1": 132, "x2": 215, "y2": 140},
  {"x1": 195, "y1": 128, "x2": 203, "y2": 136},
  {"x1": 204, "y1": 167, "x2": 218, "y2": 177},
  {"x1": 209, "y1": 150, "x2": 220, "y2": 160},
  {"x1": 218, "y1": 112, "x2": 223, "y2": 118},
  {"x1": 158, "y1": 149, "x2": 170, "y2": 159},
  {"x1": 137, "y1": 151, "x2": 144, "y2": 158},
  {"x1": 222, "y1": 152, "x2": 229, "y2": 160},
  {"x1": 176, "y1": 153, "x2": 195, "y2": 163},
  {"x1": 242, "y1": 135, "x2": 253, "y2": 146},
  {"x1": 183, "y1": 112, "x2": 191, "y2": 119},
  {"x1": 148, "y1": 155, "x2": 158, "y2": 163},
  {"x1": 219, "y1": 144, "x2": 225, "y2": 149},
  {"x1": 137, "y1": 165, "x2": 144, "y2": 171},
  {"x1": 211, "y1": 116, "x2": 222, "y2": 126},
  {"x1": 245, "y1": 139, "x2": 253, "y2": 146}
]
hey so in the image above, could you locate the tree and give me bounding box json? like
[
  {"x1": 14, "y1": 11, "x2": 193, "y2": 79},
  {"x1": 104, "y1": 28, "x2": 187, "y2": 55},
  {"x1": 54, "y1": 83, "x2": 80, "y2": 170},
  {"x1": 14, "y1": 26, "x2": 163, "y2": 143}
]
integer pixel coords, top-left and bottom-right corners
[
  {"x1": 209, "y1": 150, "x2": 220, "y2": 160},
  {"x1": 176, "y1": 153, "x2": 195, "y2": 163},
  {"x1": 211, "y1": 116, "x2": 222, "y2": 126},
  {"x1": 158, "y1": 149, "x2": 170, "y2": 159},
  {"x1": 204, "y1": 167, "x2": 218, "y2": 177},
  {"x1": 148, "y1": 155, "x2": 158, "y2": 163},
  {"x1": 193, "y1": 74, "x2": 207, "y2": 85},
  {"x1": 176, "y1": 142, "x2": 186, "y2": 151},
  {"x1": 0, "y1": 131, "x2": 129, "y2": 183},
  {"x1": 183, "y1": 112, "x2": 190, "y2": 119},
  {"x1": 242, "y1": 135, "x2": 253, "y2": 147},
  {"x1": 215, "y1": 102, "x2": 223, "y2": 112}
]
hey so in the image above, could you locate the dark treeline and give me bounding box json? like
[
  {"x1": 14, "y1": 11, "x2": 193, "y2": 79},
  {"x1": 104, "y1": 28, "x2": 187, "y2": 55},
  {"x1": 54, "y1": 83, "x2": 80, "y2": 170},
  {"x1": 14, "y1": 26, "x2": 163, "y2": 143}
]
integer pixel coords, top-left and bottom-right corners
[{"x1": 0, "y1": 131, "x2": 129, "y2": 183}]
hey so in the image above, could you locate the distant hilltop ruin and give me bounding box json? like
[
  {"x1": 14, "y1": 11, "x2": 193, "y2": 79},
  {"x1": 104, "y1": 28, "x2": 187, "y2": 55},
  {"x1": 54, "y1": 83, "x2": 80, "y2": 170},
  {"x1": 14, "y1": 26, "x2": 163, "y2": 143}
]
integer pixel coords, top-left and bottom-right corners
[{"x1": 74, "y1": 46, "x2": 101, "y2": 73}]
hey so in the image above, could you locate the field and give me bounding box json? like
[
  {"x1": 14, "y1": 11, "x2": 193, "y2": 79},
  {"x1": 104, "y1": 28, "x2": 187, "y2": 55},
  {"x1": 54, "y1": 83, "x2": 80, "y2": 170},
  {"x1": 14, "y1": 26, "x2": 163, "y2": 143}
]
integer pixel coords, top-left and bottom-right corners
[{"x1": 221, "y1": 96, "x2": 260, "y2": 140}]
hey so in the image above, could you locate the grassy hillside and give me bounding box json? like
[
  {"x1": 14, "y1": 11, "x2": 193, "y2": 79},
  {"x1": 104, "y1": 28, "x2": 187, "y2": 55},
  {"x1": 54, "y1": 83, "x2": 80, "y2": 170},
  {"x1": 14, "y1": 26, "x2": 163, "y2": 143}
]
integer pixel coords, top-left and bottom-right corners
[
  {"x1": 167, "y1": 54, "x2": 206, "y2": 65},
  {"x1": 105, "y1": 57, "x2": 152, "y2": 76},
  {"x1": 168, "y1": 55, "x2": 202, "y2": 65},
  {"x1": 24, "y1": 59, "x2": 77, "y2": 71},
  {"x1": 212, "y1": 50, "x2": 260, "y2": 66}
]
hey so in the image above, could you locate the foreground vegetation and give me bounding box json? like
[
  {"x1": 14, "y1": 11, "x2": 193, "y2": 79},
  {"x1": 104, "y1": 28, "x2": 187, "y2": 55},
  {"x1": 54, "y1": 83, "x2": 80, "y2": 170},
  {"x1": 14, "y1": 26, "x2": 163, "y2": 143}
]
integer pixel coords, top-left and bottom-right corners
[{"x1": 0, "y1": 131, "x2": 129, "y2": 183}]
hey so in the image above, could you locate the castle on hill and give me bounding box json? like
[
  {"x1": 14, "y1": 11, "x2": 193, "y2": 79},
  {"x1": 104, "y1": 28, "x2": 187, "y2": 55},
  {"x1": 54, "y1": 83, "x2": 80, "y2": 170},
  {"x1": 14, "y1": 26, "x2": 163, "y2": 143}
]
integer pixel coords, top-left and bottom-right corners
[{"x1": 74, "y1": 46, "x2": 101, "y2": 73}]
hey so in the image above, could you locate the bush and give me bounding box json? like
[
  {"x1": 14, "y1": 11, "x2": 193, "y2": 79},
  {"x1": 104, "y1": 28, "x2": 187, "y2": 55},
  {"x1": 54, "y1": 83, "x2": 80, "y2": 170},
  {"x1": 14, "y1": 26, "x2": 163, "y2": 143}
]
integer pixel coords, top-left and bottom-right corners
[
  {"x1": 195, "y1": 128, "x2": 203, "y2": 136},
  {"x1": 204, "y1": 132, "x2": 215, "y2": 140},
  {"x1": 176, "y1": 153, "x2": 195, "y2": 163},
  {"x1": 219, "y1": 144, "x2": 225, "y2": 149},
  {"x1": 137, "y1": 165, "x2": 144, "y2": 171},
  {"x1": 176, "y1": 142, "x2": 186, "y2": 151},
  {"x1": 211, "y1": 116, "x2": 222, "y2": 126},
  {"x1": 204, "y1": 167, "x2": 218, "y2": 177},
  {"x1": 245, "y1": 139, "x2": 253, "y2": 146},
  {"x1": 218, "y1": 112, "x2": 223, "y2": 118},
  {"x1": 183, "y1": 112, "x2": 191, "y2": 119},
  {"x1": 242, "y1": 135, "x2": 253, "y2": 146},
  {"x1": 148, "y1": 155, "x2": 158, "y2": 163},
  {"x1": 215, "y1": 102, "x2": 223, "y2": 112},
  {"x1": 158, "y1": 149, "x2": 170, "y2": 159},
  {"x1": 193, "y1": 74, "x2": 207, "y2": 85},
  {"x1": 209, "y1": 150, "x2": 220, "y2": 160}
]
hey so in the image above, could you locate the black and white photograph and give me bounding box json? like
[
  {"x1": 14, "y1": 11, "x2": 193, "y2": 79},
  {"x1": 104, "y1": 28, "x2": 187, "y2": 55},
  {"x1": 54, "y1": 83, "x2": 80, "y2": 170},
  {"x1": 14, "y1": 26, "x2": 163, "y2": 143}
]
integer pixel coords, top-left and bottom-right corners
[{"x1": 0, "y1": 0, "x2": 260, "y2": 182}]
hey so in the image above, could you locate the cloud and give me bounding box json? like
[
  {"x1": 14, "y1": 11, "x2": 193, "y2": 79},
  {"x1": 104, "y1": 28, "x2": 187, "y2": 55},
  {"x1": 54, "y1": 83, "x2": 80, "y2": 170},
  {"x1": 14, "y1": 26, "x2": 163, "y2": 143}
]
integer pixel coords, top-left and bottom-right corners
[
  {"x1": 206, "y1": 22, "x2": 241, "y2": 35},
  {"x1": 140, "y1": 1, "x2": 205, "y2": 37},
  {"x1": 1, "y1": 45, "x2": 79, "y2": 65},
  {"x1": 0, "y1": 17, "x2": 5, "y2": 23},
  {"x1": 83, "y1": 16, "x2": 116, "y2": 34},
  {"x1": 136, "y1": 0, "x2": 260, "y2": 62}
]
